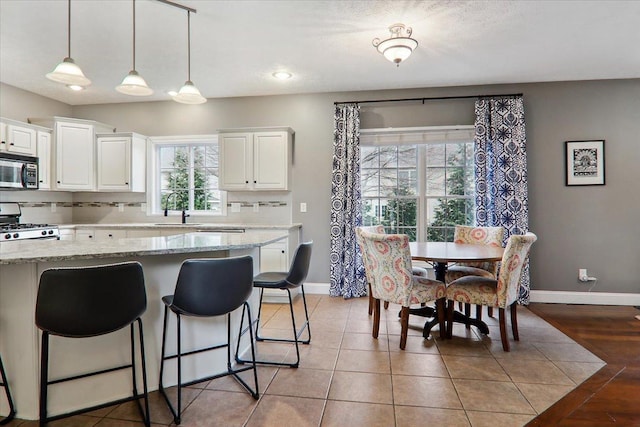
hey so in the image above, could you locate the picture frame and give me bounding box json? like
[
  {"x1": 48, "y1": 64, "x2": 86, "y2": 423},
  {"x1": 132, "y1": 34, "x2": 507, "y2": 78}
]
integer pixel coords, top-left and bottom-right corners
[{"x1": 565, "y1": 140, "x2": 605, "y2": 186}]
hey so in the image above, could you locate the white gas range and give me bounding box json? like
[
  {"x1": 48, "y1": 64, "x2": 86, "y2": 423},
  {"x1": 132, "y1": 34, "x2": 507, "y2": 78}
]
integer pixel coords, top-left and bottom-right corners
[{"x1": 0, "y1": 202, "x2": 59, "y2": 241}]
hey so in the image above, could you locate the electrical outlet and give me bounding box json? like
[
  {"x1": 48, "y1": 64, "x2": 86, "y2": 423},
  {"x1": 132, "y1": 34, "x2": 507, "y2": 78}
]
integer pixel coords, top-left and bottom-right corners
[
  {"x1": 118, "y1": 203, "x2": 124, "y2": 212},
  {"x1": 579, "y1": 269, "x2": 589, "y2": 282},
  {"x1": 51, "y1": 202, "x2": 56, "y2": 213},
  {"x1": 253, "y1": 203, "x2": 259, "y2": 213},
  {"x1": 231, "y1": 203, "x2": 241, "y2": 213},
  {"x1": 300, "y1": 202, "x2": 307, "y2": 213}
]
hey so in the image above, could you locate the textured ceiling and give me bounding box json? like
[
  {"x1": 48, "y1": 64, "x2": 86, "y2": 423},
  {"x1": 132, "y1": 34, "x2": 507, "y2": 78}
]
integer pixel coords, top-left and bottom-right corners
[{"x1": 1, "y1": 0, "x2": 639, "y2": 106}]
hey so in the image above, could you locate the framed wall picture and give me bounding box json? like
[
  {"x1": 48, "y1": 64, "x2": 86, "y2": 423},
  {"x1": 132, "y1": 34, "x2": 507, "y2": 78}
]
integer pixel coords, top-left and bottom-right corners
[{"x1": 565, "y1": 140, "x2": 605, "y2": 186}]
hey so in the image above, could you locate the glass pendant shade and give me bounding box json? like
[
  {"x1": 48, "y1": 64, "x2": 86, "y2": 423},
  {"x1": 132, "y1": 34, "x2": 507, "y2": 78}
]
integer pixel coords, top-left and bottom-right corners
[
  {"x1": 376, "y1": 38, "x2": 418, "y2": 64},
  {"x1": 116, "y1": 70, "x2": 153, "y2": 96},
  {"x1": 46, "y1": 57, "x2": 91, "y2": 86},
  {"x1": 173, "y1": 80, "x2": 206, "y2": 104},
  {"x1": 372, "y1": 23, "x2": 418, "y2": 66}
]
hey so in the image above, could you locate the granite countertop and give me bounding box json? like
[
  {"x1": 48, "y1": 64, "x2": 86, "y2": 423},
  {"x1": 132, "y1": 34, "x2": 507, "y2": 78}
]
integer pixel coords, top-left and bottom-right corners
[
  {"x1": 59, "y1": 223, "x2": 302, "y2": 231},
  {"x1": 0, "y1": 230, "x2": 287, "y2": 265}
]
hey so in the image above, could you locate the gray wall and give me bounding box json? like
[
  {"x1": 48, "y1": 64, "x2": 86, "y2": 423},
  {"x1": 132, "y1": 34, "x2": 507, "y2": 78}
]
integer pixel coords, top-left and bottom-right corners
[
  {"x1": 2, "y1": 79, "x2": 639, "y2": 295},
  {"x1": 0, "y1": 82, "x2": 72, "y2": 121}
]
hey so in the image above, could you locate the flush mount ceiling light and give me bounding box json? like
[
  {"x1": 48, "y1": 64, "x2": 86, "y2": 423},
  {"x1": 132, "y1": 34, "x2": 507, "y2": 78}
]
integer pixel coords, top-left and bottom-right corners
[
  {"x1": 272, "y1": 71, "x2": 292, "y2": 80},
  {"x1": 46, "y1": 0, "x2": 91, "y2": 87},
  {"x1": 116, "y1": 0, "x2": 153, "y2": 96},
  {"x1": 173, "y1": 9, "x2": 206, "y2": 104},
  {"x1": 372, "y1": 23, "x2": 418, "y2": 66}
]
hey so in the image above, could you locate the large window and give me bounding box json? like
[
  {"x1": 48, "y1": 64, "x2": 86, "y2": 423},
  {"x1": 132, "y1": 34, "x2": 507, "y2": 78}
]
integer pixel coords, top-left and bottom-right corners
[
  {"x1": 360, "y1": 126, "x2": 475, "y2": 242},
  {"x1": 149, "y1": 136, "x2": 225, "y2": 215}
]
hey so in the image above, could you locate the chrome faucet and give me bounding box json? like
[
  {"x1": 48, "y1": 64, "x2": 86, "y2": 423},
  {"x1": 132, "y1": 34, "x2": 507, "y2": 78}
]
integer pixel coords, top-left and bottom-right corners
[{"x1": 163, "y1": 192, "x2": 190, "y2": 224}]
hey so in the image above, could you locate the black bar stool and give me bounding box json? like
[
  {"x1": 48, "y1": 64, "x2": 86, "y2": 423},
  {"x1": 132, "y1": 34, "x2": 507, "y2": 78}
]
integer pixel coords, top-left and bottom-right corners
[
  {"x1": 159, "y1": 256, "x2": 259, "y2": 425},
  {"x1": 35, "y1": 262, "x2": 150, "y2": 427},
  {"x1": 236, "y1": 241, "x2": 312, "y2": 368},
  {"x1": 0, "y1": 352, "x2": 16, "y2": 425}
]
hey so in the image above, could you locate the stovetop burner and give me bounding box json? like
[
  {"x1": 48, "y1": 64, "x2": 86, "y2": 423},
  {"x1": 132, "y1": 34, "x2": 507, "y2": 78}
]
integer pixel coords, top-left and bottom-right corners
[{"x1": 0, "y1": 202, "x2": 60, "y2": 241}]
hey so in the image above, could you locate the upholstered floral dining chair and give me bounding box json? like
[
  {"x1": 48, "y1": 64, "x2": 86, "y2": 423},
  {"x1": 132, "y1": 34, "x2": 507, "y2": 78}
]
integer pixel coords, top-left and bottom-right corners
[
  {"x1": 446, "y1": 225, "x2": 505, "y2": 320},
  {"x1": 357, "y1": 229, "x2": 446, "y2": 349},
  {"x1": 356, "y1": 225, "x2": 428, "y2": 315},
  {"x1": 445, "y1": 232, "x2": 537, "y2": 351}
]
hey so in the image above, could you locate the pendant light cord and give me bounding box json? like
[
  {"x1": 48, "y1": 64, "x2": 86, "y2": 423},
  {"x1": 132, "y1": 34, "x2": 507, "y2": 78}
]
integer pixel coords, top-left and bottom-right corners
[
  {"x1": 187, "y1": 10, "x2": 191, "y2": 81},
  {"x1": 132, "y1": 0, "x2": 136, "y2": 70},
  {"x1": 67, "y1": 0, "x2": 71, "y2": 58}
]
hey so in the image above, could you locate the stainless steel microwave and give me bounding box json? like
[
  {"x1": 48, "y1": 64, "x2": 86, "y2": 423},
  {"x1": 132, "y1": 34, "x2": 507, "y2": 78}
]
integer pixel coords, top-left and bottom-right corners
[{"x1": 0, "y1": 152, "x2": 39, "y2": 190}]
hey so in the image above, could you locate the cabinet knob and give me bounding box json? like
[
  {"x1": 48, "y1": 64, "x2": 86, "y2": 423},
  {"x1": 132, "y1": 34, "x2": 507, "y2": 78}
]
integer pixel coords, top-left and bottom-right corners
[
  {"x1": 1, "y1": 141, "x2": 5, "y2": 144},
  {"x1": 281, "y1": 250, "x2": 285, "y2": 254},
  {"x1": 125, "y1": 182, "x2": 129, "y2": 185},
  {"x1": 254, "y1": 180, "x2": 257, "y2": 184},
  {"x1": 57, "y1": 181, "x2": 61, "y2": 184},
  {"x1": 89, "y1": 235, "x2": 93, "y2": 238},
  {"x1": 245, "y1": 180, "x2": 249, "y2": 184},
  {"x1": 9, "y1": 143, "x2": 14, "y2": 146},
  {"x1": 39, "y1": 180, "x2": 43, "y2": 183},
  {"x1": 108, "y1": 234, "x2": 113, "y2": 237}
]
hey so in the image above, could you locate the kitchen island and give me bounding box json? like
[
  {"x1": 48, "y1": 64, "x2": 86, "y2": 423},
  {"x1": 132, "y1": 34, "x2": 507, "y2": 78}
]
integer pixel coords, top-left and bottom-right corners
[{"x1": 0, "y1": 230, "x2": 288, "y2": 420}]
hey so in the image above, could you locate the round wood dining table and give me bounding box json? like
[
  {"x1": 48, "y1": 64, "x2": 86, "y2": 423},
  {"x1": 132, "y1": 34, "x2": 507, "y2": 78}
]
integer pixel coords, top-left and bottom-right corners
[{"x1": 409, "y1": 242, "x2": 504, "y2": 337}]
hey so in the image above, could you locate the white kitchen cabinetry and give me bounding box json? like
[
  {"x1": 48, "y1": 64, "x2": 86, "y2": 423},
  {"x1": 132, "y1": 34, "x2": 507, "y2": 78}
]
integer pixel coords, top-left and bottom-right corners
[
  {"x1": 0, "y1": 118, "x2": 45, "y2": 156},
  {"x1": 96, "y1": 133, "x2": 146, "y2": 192},
  {"x1": 36, "y1": 130, "x2": 52, "y2": 190},
  {"x1": 94, "y1": 229, "x2": 127, "y2": 240},
  {"x1": 29, "y1": 117, "x2": 113, "y2": 191},
  {"x1": 219, "y1": 127, "x2": 293, "y2": 191},
  {"x1": 260, "y1": 239, "x2": 288, "y2": 272},
  {"x1": 75, "y1": 229, "x2": 95, "y2": 240}
]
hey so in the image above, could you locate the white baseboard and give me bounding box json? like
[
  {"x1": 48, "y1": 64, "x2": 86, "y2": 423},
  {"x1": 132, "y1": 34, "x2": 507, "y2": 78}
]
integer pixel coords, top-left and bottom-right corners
[
  {"x1": 303, "y1": 282, "x2": 330, "y2": 295},
  {"x1": 530, "y1": 290, "x2": 640, "y2": 306}
]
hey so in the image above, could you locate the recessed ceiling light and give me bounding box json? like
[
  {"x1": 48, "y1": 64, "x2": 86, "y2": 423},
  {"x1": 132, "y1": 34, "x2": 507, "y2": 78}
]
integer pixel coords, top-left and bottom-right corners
[
  {"x1": 272, "y1": 71, "x2": 292, "y2": 80},
  {"x1": 66, "y1": 84, "x2": 84, "y2": 91},
  {"x1": 167, "y1": 90, "x2": 178, "y2": 96}
]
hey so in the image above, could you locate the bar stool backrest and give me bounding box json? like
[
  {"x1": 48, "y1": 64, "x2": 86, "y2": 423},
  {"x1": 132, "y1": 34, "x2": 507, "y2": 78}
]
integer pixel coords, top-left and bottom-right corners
[
  {"x1": 284, "y1": 242, "x2": 313, "y2": 287},
  {"x1": 36, "y1": 262, "x2": 147, "y2": 338},
  {"x1": 172, "y1": 256, "x2": 254, "y2": 317}
]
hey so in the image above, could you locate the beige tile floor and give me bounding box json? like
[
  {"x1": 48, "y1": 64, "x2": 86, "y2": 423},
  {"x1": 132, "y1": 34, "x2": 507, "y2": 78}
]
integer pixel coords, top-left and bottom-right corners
[{"x1": 7, "y1": 294, "x2": 605, "y2": 427}]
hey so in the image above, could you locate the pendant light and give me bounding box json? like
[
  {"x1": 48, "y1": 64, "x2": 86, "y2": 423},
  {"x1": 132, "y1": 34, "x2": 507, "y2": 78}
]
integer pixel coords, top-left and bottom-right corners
[
  {"x1": 116, "y1": 0, "x2": 153, "y2": 96},
  {"x1": 372, "y1": 23, "x2": 418, "y2": 67},
  {"x1": 173, "y1": 10, "x2": 206, "y2": 104},
  {"x1": 46, "y1": 0, "x2": 91, "y2": 87}
]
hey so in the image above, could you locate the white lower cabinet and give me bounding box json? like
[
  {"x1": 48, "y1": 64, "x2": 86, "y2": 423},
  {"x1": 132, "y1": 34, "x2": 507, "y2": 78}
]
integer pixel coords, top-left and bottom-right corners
[
  {"x1": 94, "y1": 229, "x2": 127, "y2": 240},
  {"x1": 75, "y1": 229, "x2": 95, "y2": 241}
]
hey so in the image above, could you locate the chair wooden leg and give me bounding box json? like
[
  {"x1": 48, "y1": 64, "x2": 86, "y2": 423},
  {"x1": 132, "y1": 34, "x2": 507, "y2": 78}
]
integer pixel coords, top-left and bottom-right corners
[
  {"x1": 446, "y1": 301, "x2": 455, "y2": 338},
  {"x1": 368, "y1": 283, "x2": 373, "y2": 316},
  {"x1": 510, "y1": 302, "x2": 519, "y2": 341},
  {"x1": 384, "y1": 301, "x2": 389, "y2": 310},
  {"x1": 498, "y1": 307, "x2": 510, "y2": 352},
  {"x1": 436, "y1": 298, "x2": 446, "y2": 339},
  {"x1": 476, "y1": 305, "x2": 483, "y2": 322},
  {"x1": 458, "y1": 301, "x2": 463, "y2": 311},
  {"x1": 372, "y1": 298, "x2": 381, "y2": 339},
  {"x1": 464, "y1": 303, "x2": 471, "y2": 329},
  {"x1": 399, "y1": 307, "x2": 410, "y2": 349},
  {"x1": 487, "y1": 307, "x2": 494, "y2": 317}
]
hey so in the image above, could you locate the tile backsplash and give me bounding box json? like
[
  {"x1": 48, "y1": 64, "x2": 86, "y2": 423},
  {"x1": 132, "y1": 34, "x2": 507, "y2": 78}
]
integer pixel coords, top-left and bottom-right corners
[{"x1": 0, "y1": 191, "x2": 292, "y2": 225}]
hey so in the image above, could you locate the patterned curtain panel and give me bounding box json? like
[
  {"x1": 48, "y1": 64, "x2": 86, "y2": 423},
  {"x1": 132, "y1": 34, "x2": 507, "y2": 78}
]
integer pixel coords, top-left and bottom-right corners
[
  {"x1": 474, "y1": 97, "x2": 531, "y2": 304},
  {"x1": 330, "y1": 104, "x2": 367, "y2": 298}
]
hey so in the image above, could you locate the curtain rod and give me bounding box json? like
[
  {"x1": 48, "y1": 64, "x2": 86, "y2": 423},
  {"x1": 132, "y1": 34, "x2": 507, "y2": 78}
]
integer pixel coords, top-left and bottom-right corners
[
  {"x1": 155, "y1": 0, "x2": 196, "y2": 13},
  {"x1": 334, "y1": 93, "x2": 523, "y2": 106}
]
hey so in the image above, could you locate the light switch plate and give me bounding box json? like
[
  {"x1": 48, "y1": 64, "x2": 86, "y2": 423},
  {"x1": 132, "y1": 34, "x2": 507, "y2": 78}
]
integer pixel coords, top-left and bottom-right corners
[{"x1": 300, "y1": 202, "x2": 307, "y2": 213}]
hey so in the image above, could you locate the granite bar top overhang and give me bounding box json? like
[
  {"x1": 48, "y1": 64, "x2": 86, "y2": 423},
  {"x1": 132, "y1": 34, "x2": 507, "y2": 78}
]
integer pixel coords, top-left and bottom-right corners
[{"x1": 0, "y1": 230, "x2": 288, "y2": 265}]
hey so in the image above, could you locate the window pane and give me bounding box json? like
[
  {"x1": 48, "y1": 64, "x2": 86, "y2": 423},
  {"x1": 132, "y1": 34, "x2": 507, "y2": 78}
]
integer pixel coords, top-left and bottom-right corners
[
  {"x1": 361, "y1": 168, "x2": 380, "y2": 197},
  {"x1": 160, "y1": 146, "x2": 175, "y2": 168},
  {"x1": 426, "y1": 144, "x2": 445, "y2": 166},
  {"x1": 380, "y1": 169, "x2": 397, "y2": 197},
  {"x1": 446, "y1": 167, "x2": 464, "y2": 195},
  {"x1": 397, "y1": 146, "x2": 417, "y2": 168},
  {"x1": 360, "y1": 146, "x2": 379, "y2": 169},
  {"x1": 426, "y1": 167, "x2": 445, "y2": 195},
  {"x1": 446, "y1": 143, "x2": 465, "y2": 166},
  {"x1": 398, "y1": 169, "x2": 417, "y2": 196},
  {"x1": 206, "y1": 146, "x2": 219, "y2": 168},
  {"x1": 378, "y1": 146, "x2": 397, "y2": 168}
]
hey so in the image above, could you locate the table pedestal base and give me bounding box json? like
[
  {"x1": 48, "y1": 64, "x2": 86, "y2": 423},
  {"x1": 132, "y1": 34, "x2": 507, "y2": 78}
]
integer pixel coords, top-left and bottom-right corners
[{"x1": 409, "y1": 261, "x2": 490, "y2": 338}]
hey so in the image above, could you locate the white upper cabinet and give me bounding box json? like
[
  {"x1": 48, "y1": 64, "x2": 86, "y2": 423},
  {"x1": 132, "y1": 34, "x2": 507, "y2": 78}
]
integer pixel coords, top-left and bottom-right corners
[
  {"x1": 55, "y1": 120, "x2": 95, "y2": 190},
  {"x1": 96, "y1": 133, "x2": 146, "y2": 192},
  {"x1": 0, "y1": 118, "x2": 40, "y2": 156},
  {"x1": 219, "y1": 127, "x2": 293, "y2": 191},
  {"x1": 36, "y1": 130, "x2": 52, "y2": 190}
]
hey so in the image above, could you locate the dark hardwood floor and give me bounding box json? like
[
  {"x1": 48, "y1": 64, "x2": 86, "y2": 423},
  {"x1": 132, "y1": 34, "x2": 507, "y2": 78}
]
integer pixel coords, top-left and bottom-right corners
[{"x1": 527, "y1": 303, "x2": 640, "y2": 426}]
